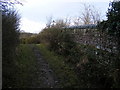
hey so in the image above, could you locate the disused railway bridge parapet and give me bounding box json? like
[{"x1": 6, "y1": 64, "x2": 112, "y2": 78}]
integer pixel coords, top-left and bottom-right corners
[{"x1": 62, "y1": 24, "x2": 118, "y2": 54}]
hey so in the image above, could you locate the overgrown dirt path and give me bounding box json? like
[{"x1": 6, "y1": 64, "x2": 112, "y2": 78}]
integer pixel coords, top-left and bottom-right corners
[{"x1": 30, "y1": 44, "x2": 58, "y2": 88}]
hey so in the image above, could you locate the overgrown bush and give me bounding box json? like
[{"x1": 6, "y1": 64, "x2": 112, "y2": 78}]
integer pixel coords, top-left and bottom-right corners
[
  {"x1": 76, "y1": 44, "x2": 120, "y2": 88},
  {"x1": 40, "y1": 26, "x2": 120, "y2": 87},
  {"x1": 39, "y1": 26, "x2": 82, "y2": 64},
  {"x1": 2, "y1": 7, "x2": 20, "y2": 88}
]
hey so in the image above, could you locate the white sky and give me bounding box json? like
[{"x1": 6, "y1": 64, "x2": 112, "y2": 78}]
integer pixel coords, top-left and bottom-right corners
[
  {"x1": 16, "y1": 0, "x2": 113, "y2": 33},
  {"x1": 20, "y1": 18, "x2": 46, "y2": 33}
]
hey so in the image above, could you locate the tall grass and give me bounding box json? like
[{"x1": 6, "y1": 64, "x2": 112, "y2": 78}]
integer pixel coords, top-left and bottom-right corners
[{"x1": 13, "y1": 44, "x2": 37, "y2": 88}]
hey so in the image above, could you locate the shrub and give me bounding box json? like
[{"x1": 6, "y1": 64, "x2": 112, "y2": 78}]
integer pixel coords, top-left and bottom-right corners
[
  {"x1": 2, "y1": 8, "x2": 20, "y2": 88},
  {"x1": 39, "y1": 26, "x2": 82, "y2": 64},
  {"x1": 76, "y1": 44, "x2": 120, "y2": 88}
]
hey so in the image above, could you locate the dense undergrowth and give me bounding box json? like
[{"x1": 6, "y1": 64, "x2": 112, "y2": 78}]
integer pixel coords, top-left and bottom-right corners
[
  {"x1": 75, "y1": 44, "x2": 120, "y2": 88},
  {"x1": 37, "y1": 43, "x2": 120, "y2": 88},
  {"x1": 20, "y1": 25, "x2": 120, "y2": 88},
  {"x1": 3, "y1": 44, "x2": 37, "y2": 88},
  {"x1": 37, "y1": 44, "x2": 79, "y2": 88}
]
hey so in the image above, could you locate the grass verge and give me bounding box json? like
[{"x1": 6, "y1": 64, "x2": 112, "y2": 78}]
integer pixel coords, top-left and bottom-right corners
[
  {"x1": 36, "y1": 44, "x2": 79, "y2": 88},
  {"x1": 14, "y1": 44, "x2": 37, "y2": 88}
]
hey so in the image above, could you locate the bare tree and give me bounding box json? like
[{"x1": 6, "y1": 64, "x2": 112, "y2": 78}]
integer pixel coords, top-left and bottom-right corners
[
  {"x1": 64, "y1": 16, "x2": 71, "y2": 26},
  {"x1": 90, "y1": 5, "x2": 101, "y2": 24},
  {"x1": 73, "y1": 17, "x2": 82, "y2": 26},
  {"x1": 73, "y1": 3, "x2": 101, "y2": 25},
  {"x1": 53, "y1": 19, "x2": 68, "y2": 28},
  {"x1": 46, "y1": 16, "x2": 53, "y2": 28},
  {"x1": 0, "y1": 0, "x2": 23, "y2": 10},
  {"x1": 81, "y1": 4, "x2": 92, "y2": 24}
]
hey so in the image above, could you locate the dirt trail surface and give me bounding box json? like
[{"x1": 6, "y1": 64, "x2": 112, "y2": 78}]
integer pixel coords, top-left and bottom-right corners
[{"x1": 30, "y1": 45, "x2": 59, "y2": 88}]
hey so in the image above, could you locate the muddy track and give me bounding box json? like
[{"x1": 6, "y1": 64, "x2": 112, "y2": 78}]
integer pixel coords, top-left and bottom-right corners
[{"x1": 30, "y1": 45, "x2": 59, "y2": 88}]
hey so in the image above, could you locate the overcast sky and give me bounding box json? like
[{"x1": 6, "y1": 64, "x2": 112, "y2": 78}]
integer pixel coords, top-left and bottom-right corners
[{"x1": 16, "y1": 0, "x2": 113, "y2": 33}]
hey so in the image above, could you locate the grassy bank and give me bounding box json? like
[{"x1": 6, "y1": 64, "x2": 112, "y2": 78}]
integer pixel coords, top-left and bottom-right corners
[
  {"x1": 36, "y1": 44, "x2": 79, "y2": 88},
  {"x1": 14, "y1": 44, "x2": 37, "y2": 88}
]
